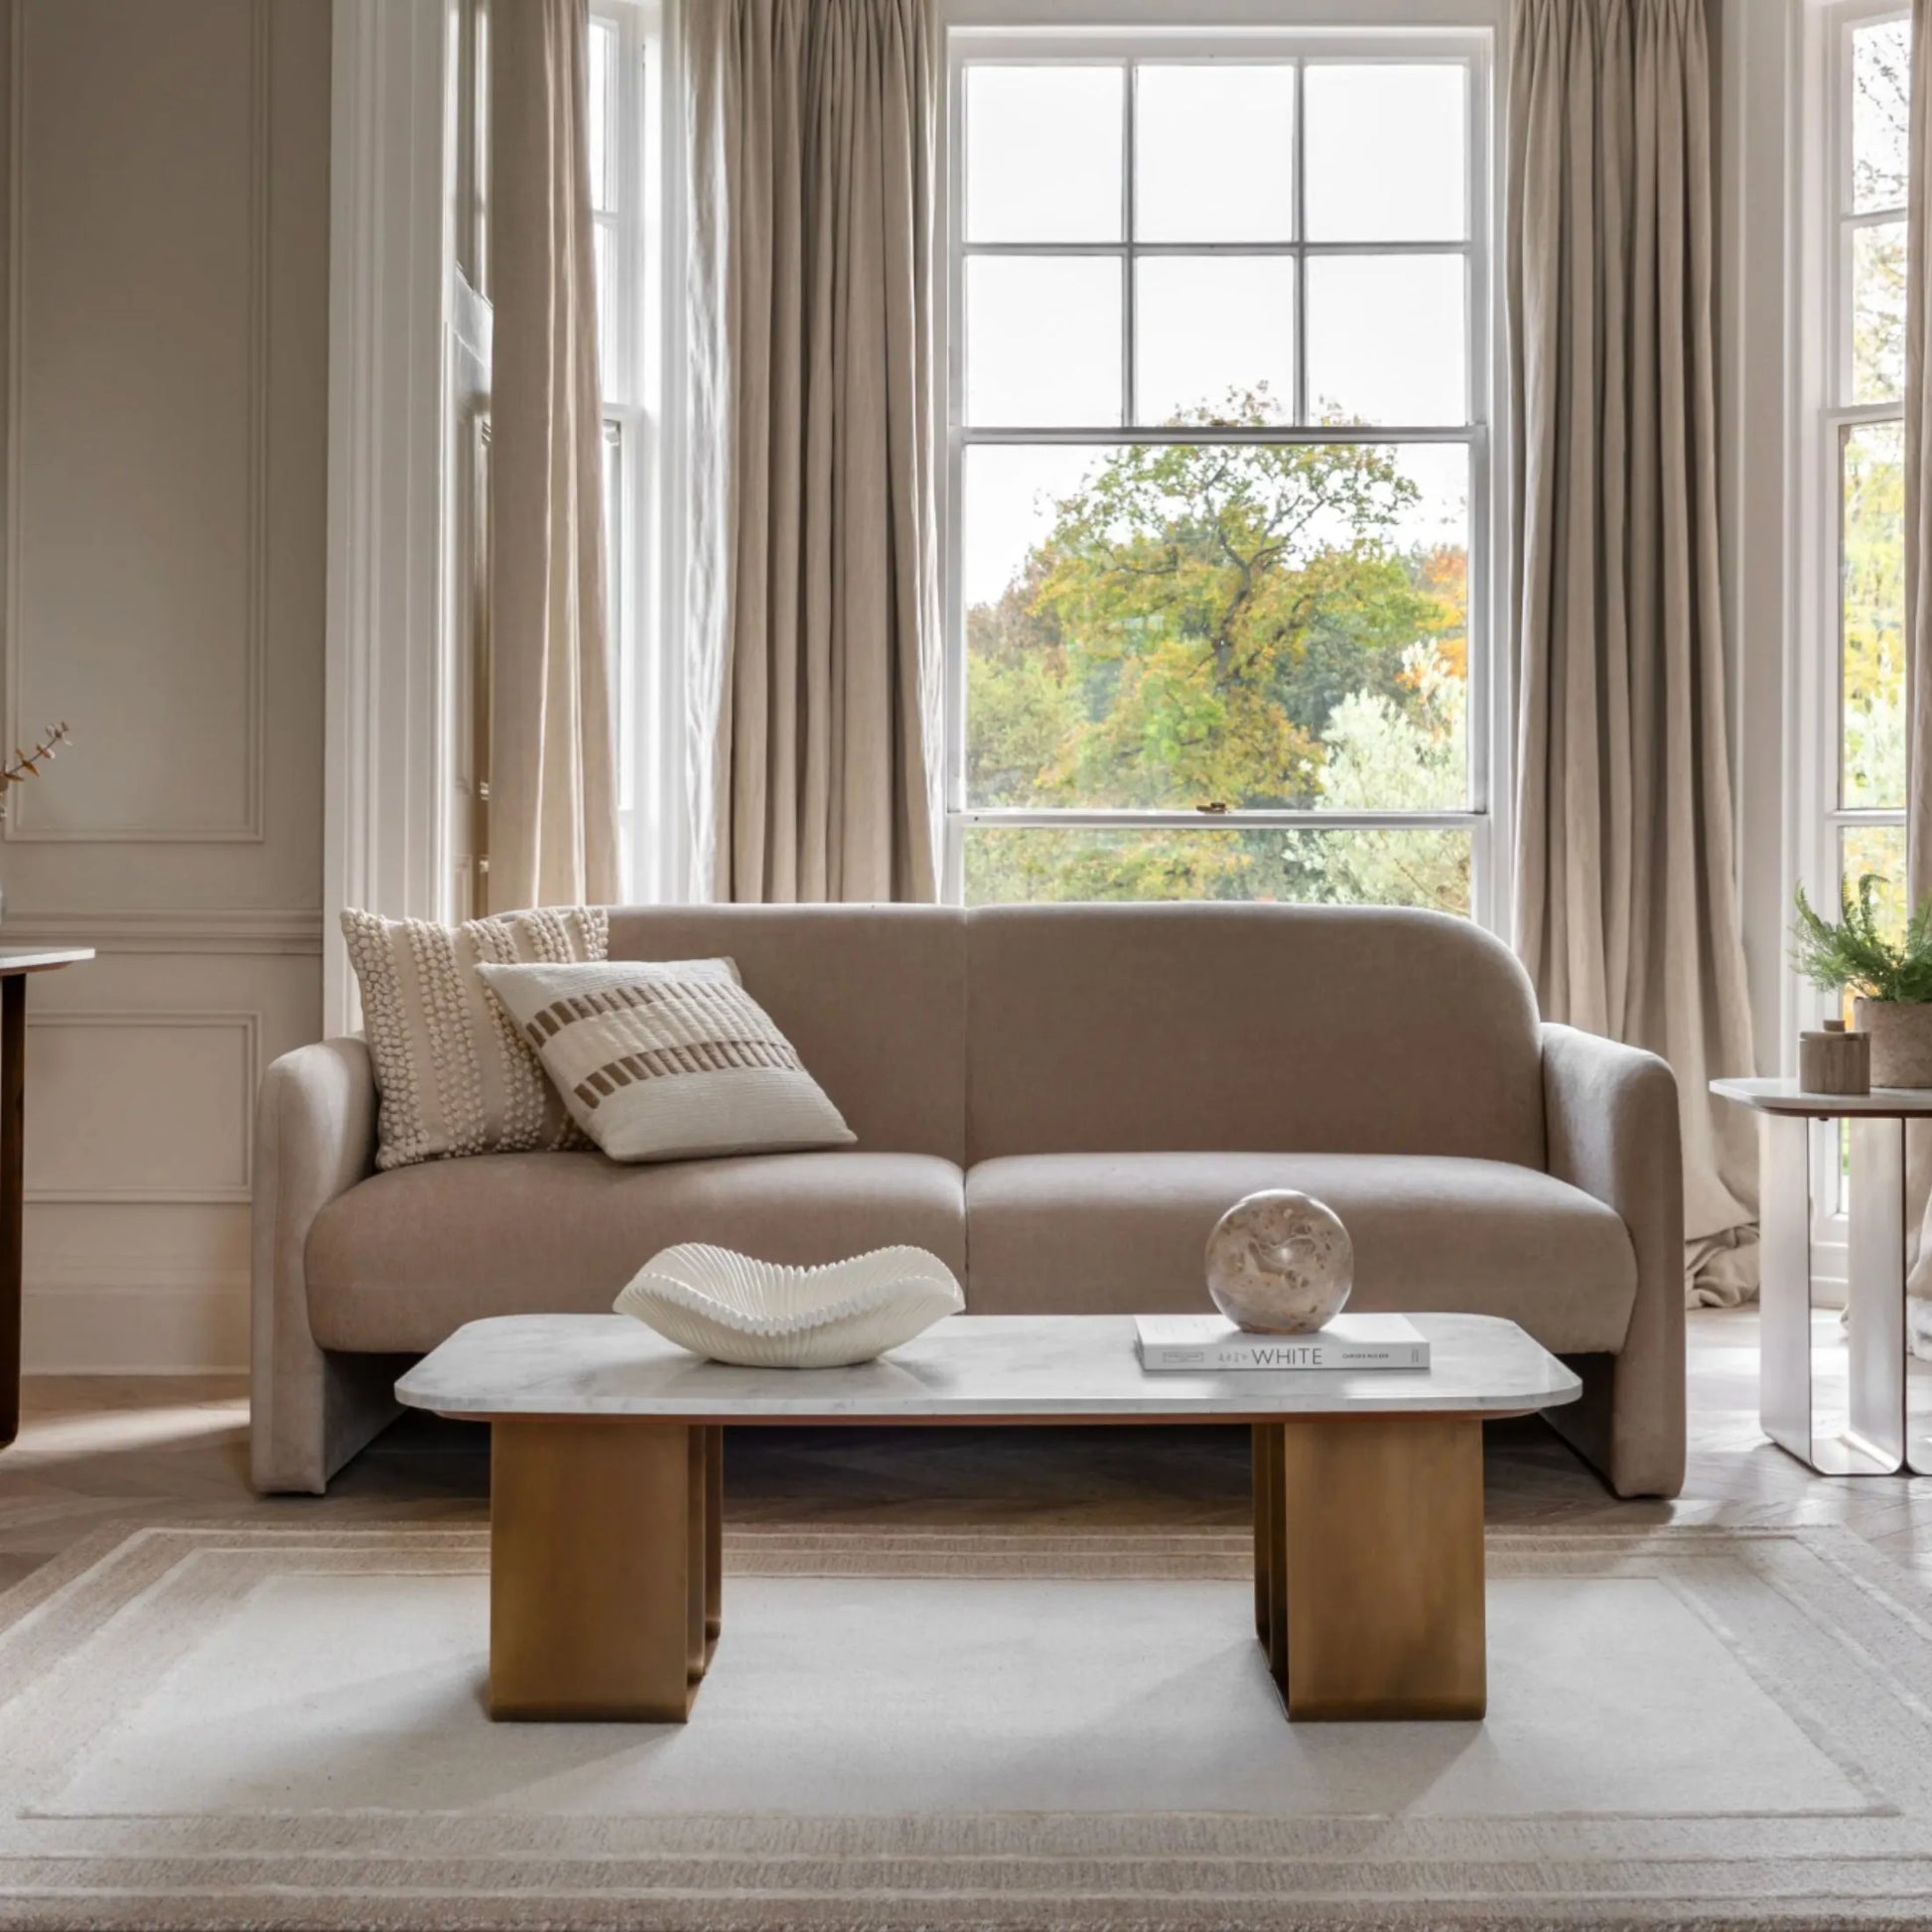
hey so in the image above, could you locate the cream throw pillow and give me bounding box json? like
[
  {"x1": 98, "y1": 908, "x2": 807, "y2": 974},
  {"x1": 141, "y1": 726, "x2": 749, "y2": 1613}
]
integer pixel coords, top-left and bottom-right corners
[
  {"x1": 475, "y1": 959, "x2": 855, "y2": 1164},
  {"x1": 341, "y1": 905, "x2": 616, "y2": 1171}
]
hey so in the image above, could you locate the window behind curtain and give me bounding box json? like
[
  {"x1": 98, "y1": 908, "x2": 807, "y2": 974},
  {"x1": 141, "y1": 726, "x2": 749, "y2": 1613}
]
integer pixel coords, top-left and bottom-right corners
[
  {"x1": 944, "y1": 36, "x2": 1493, "y2": 919},
  {"x1": 588, "y1": 1, "x2": 673, "y2": 899},
  {"x1": 1828, "y1": 12, "x2": 1910, "y2": 943}
]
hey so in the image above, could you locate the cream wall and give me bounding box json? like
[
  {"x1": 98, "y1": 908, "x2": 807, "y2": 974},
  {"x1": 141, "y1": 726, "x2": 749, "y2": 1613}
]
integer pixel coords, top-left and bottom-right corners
[{"x1": 2, "y1": 0, "x2": 330, "y2": 1370}]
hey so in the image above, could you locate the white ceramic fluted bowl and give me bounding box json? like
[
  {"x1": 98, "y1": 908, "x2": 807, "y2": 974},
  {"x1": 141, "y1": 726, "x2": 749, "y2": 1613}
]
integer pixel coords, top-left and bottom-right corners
[{"x1": 614, "y1": 1243, "x2": 964, "y2": 1368}]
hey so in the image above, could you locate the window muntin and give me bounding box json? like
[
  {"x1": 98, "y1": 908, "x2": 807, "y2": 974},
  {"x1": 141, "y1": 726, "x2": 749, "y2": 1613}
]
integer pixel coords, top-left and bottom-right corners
[{"x1": 947, "y1": 39, "x2": 1489, "y2": 915}]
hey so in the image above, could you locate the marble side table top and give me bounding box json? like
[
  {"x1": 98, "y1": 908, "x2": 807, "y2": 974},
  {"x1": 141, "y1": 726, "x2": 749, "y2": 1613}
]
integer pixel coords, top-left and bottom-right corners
[
  {"x1": 1712, "y1": 1076, "x2": 1932, "y2": 1119},
  {"x1": 395, "y1": 1311, "x2": 1583, "y2": 1424}
]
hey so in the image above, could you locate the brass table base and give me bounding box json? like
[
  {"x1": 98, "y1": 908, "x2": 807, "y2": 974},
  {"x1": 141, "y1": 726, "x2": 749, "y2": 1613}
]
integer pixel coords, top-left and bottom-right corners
[
  {"x1": 1253, "y1": 1415, "x2": 1486, "y2": 1721},
  {"x1": 488, "y1": 1419, "x2": 722, "y2": 1722},
  {"x1": 483, "y1": 1411, "x2": 1486, "y2": 1725}
]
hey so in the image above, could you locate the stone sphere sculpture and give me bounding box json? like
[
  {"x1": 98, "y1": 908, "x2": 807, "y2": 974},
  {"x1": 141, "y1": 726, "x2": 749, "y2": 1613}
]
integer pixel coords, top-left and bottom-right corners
[{"x1": 1204, "y1": 1189, "x2": 1353, "y2": 1335}]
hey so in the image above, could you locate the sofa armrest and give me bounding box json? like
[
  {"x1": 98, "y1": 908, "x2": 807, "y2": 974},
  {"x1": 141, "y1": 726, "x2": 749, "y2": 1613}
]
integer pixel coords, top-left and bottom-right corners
[
  {"x1": 1540, "y1": 1023, "x2": 1686, "y2": 1497},
  {"x1": 249, "y1": 1037, "x2": 393, "y2": 1492}
]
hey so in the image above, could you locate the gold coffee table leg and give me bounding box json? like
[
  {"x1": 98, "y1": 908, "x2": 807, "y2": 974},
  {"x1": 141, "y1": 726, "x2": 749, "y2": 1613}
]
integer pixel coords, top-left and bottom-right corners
[
  {"x1": 705, "y1": 1424, "x2": 724, "y2": 1646},
  {"x1": 488, "y1": 1417, "x2": 714, "y2": 1722},
  {"x1": 1252, "y1": 1424, "x2": 1287, "y2": 1693},
  {"x1": 1254, "y1": 1415, "x2": 1485, "y2": 1721}
]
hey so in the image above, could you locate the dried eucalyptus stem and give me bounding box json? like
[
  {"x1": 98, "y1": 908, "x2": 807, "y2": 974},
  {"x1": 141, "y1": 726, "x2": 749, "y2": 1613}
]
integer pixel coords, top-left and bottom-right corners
[{"x1": 0, "y1": 722, "x2": 72, "y2": 821}]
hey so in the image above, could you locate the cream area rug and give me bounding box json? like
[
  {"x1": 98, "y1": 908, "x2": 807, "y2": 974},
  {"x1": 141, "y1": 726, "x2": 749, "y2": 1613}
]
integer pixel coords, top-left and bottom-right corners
[{"x1": 2, "y1": 1522, "x2": 1932, "y2": 1928}]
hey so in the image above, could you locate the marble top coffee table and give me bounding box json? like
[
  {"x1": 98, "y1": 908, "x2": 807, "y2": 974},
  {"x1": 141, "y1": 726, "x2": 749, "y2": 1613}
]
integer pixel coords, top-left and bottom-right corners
[{"x1": 398, "y1": 1311, "x2": 1581, "y2": 1726}]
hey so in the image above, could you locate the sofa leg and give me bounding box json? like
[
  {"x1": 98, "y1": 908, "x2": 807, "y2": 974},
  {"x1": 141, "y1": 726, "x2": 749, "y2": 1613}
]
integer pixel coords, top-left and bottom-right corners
[
  {"x1": 1545, "y1": 1352, "x2": 1684, "y2": 1501},
  {"x1": 252, "y1": 1348, "x2": 410, "y2": 1495}
]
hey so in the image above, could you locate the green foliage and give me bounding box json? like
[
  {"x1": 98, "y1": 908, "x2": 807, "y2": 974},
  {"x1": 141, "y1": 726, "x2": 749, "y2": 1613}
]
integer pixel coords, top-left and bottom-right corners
[
  {"x1": 964, "y1": 389, "x2": 1471, "y2": 910},
  {"x1": 1791, "y1": 875, "x2": 1932, "y2": 1003}
]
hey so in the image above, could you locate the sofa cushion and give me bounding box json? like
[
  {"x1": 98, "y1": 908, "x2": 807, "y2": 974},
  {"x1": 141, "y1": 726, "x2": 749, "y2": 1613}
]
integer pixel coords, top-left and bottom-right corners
[
  {"x1": 964, "y1": 1153, "x2": 1637, "y2": 1355},
  {"x1": 341, "y1": 904, "x2": 610, "y2": 1171},
  {"x1": 306, "y1": 1150, "x2": 965, "y2": 1352},
  {"x1": 476, "y1": 960, "x2": 856, "y2": 1163}
]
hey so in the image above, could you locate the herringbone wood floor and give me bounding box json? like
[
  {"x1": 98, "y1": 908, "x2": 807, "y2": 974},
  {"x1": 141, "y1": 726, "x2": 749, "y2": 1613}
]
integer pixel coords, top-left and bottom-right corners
[{"x1": 4, "y1": 1309, "x2": 1931, "y2": 1598}]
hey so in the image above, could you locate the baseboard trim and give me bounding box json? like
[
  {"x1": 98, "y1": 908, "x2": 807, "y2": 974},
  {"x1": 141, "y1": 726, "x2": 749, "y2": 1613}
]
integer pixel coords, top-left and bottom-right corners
[{"x1": 22, "y1": 1280, "x2": 248, "y2": 1373}]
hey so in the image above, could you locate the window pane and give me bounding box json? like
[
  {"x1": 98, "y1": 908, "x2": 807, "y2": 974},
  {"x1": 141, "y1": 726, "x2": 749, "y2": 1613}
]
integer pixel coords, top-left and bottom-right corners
[
  {"x1": 963, "y1": 442, "x2": 1468, "y2": 812},
  {"x1": 1841, "y1": 824, "x2": 1907, "y2": 953},
  {"x1": 964, "y1": 825, "x2": 1471, "y2": 913},
  {"x1": 1135, "y1": 257, "x2": 1295, "y2": 426},
  {"x1": 1852, "y1": 220, "x2": 1906, "y2": 404},
  {"x1": 1306, "y1": 255, "x2": 1466, "y2": 425},
  {"x1": 1842, "y1": 419, "x2": 1905, "y2": 810},
  {"x1": 966, "y1": 67, "x2": 1123, "y2": 242},
  {"x1": 965, "y1": 257, "x2": 1121, "y2": 426},
  {"x1": 1304, "y1": 65, "x2": 1466, "y2": 241},
  {"x1": 588, "y1": 19, "x2": 615, "y2": 215},
  {"x1": 1134, "y1": 66, "x2": 1295, "y2": 242},
  {"x1": 1853, "y1": 19, "x2": 1911, "y2": 213}
]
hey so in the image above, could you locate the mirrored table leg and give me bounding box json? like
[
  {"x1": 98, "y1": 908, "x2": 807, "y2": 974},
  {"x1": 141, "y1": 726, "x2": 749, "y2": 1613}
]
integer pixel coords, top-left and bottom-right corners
[
  {"x1": 1846, "y1": 1116, "x2": 1907, "y2": 1473},
  {"x1": 1761, "y1": 1109, "x2": 1911, "y2": 1475},
  {"x1": 1758, "y1": 1112, "x2": 1820, "y2": 1467}
]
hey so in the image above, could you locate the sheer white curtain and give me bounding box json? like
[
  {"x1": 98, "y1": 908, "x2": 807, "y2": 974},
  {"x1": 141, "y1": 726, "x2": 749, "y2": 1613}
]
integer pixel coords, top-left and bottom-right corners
[
  {"x1": 1507, "y1": 0, "x2": 1759, "y2": 1306},
  {"x1": 684, "y1": 0, "x2": 943, "y2": 903},
  {"x1": 487, "y1": 0, "x2": 621, "y2": 911}
]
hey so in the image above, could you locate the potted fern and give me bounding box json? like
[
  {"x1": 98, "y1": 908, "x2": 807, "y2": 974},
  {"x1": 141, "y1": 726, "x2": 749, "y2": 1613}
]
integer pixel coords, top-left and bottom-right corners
[{"x1": 1792, "y1": 876, "x2": 1932, "y2": 1086}]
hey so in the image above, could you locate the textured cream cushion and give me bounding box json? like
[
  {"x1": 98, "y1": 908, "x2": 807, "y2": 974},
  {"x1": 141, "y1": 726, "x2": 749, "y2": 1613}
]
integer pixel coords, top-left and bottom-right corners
[
  {"x1": 476, "y1": 959, "x2": 856, "y2": 1163},
  {"x1": 340, "y1": 906, "x2": 613, "y2": 1171}
]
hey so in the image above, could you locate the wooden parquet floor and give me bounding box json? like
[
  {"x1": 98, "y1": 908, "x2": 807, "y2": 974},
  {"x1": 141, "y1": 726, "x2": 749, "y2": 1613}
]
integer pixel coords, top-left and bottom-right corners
[{"x1": 5, "y1": 1309, "x2": 1932, "y2": 1597}]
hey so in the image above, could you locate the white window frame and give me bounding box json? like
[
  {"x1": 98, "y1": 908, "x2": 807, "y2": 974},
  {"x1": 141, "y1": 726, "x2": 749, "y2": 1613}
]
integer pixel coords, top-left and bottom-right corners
[
  {"x1": 591, "y1": 0, "x2": 689, "y2": 903},
  {"x1": 938, "y1": 20, "x2": 1505, "y2": 926},
  {"x1": 1789, "y1": 0, "x2": 1909, "y2": 1249},
  {"x1": 1798, "y1": 0, "x2": 1908, "y2": 949}
]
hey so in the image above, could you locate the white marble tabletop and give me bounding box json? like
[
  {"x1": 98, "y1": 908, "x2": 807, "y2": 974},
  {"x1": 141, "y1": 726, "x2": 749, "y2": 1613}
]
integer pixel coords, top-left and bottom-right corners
[
  {"x1": 394, "y1": 1311, "x2": 1583, "y2": 1423},
  {"x1": 1711, "y1": 1076, "x2": 1932, "y2": 1119}
]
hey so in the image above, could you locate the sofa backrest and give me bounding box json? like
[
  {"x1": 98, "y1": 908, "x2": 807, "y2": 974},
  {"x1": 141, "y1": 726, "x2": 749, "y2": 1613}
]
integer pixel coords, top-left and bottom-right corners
[
  {"x1": 964, "y1": 903, "x2": 1545, "y2": 1167},
  {"x1": 607, "y1": 902, "x2": 1546, "y2": 1170},
  {"x1": 608, "y1": 904, "x2": 969, "y2": 1162}
]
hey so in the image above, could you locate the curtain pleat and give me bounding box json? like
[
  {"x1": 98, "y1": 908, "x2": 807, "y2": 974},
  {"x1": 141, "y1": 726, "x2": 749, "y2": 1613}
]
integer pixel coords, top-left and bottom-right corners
[
  {"x1": 487, "y1": 0, "x2": 621, "y2": 911},
  {"x1": 685, "y1": 0, "x2": 942, "y2": 903},
  {"x1": 1508, "y1": 0, "x2": 1759, "y2": 1305}
]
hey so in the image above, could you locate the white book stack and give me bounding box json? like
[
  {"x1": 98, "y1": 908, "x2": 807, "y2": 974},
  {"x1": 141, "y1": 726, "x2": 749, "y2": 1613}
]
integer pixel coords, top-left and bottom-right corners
[{"x1": 1134, "y1": 1312, "x2": 1431, "y2": 1373}]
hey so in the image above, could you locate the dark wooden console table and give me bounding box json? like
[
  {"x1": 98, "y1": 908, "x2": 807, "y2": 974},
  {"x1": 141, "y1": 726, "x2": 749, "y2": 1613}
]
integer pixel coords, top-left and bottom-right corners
[{"x1": 0, "y1": 946, "x2": 93, "y2": 1448}]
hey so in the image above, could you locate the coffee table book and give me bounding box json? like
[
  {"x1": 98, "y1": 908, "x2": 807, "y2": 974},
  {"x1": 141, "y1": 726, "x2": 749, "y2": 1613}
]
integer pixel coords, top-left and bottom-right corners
[{"x1": 1135, "y1": 1312, "x2": 1430, "y2": 1372}]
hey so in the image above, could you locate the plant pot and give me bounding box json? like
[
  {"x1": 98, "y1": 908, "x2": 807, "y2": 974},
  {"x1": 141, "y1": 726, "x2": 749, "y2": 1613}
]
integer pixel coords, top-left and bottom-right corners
[{"x1": 1853, "y1": 997, "x2": 1932, "y2": 1088}]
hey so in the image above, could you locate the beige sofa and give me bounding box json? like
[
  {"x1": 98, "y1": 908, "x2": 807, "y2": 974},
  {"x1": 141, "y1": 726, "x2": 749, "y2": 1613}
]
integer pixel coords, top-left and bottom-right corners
[{"x1": 251, "y1": 903, "x2": 1685, "y2": 1498}]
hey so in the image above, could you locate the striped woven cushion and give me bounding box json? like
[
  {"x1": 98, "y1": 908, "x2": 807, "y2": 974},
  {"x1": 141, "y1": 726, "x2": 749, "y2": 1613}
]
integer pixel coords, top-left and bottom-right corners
[{"x1": 475, "y1": 959, "x2": 855, "y2": 1165}]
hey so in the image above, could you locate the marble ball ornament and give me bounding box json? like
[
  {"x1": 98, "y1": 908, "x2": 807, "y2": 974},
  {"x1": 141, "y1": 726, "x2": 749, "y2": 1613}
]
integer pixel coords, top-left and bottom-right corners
[{"x1": 1204, "y1": 1189, "x2": 1354, "y2": 1335}]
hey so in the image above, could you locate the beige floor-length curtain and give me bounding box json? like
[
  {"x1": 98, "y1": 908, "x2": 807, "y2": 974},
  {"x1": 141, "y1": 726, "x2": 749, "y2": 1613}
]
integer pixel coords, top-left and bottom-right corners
[
  {"x1": 685, "y1": 0, "x2": 943, "y2": 902},
  {"x1": 1507, "y1": 0, "x2": 1760, "y2": 1305},
  {"x1": 487, "y1": 0, "x2": 621, "y2": 911}
]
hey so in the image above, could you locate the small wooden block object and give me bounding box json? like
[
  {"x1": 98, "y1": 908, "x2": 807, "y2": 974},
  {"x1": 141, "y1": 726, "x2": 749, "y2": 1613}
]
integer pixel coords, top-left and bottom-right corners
[{"x1": 1799, "y1": 1022, "x2": 1870, "y2": 1097}]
